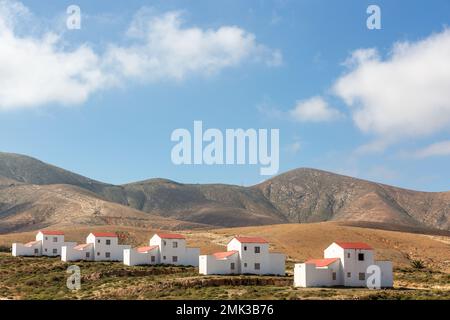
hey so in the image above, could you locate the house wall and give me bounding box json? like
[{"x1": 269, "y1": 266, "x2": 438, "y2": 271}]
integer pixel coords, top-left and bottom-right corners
[
  {"x1": 184, "y1": 248, "x2": 200, "y2": 266},
  {"x1": 294, "y1": 259, "x2": 342, "y2": 287},
  {"x1": 267, "y1": 253, "x2": 286, "y2": 276},
  {"x1": 227, "y1": 239, "x2": 270, "y2": 275},
  {"x1": 123, "y1": 248, "x2": 159, "y2": 266},
  {"x1": 12, "y1": 233, "x2": 77, "y2": 257},
  {"x1": 87, "y1": 234, "x2": 130, "y2": 261},
  {"x1": 61, "y1": 244, "x2": 94, "y2": 262},
  {"x1": 294, "y1": 263, "x2": 333, "y2": 287},
  {"x1": 149, "y1": 235, "x2": 199, "y2": 266},
  {"x1": 12, "y1": 241, "x2": 42, "y2": 257},
  {"x1": 37, "y1": 233, "x2": 63, "y2": 256},
  {"x1": 325, "y1": 243, "x2": 374, "y2": 287},
  {"x1": 375, "y1": 261, "x2": 393, "y2": 288},
  {"x1": 199, "y1": 254, "x2": 239, "y2": 275},
  {"x1": 150, "y1": 235, "x2": 186, "y2": 265}
]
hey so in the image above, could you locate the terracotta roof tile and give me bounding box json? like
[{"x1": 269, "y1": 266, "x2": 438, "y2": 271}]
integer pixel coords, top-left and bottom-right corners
[
  {"x1": 74, "y1": 243, "x2": 92, "y2": 250},
  {"x1": 305, "y1": 258, "x2": 340, "y2": 267},
  {"x1": 213, "y1": 250, "x2": 238, "y2": 259},
  {"x1": 137, "y1": 245, "x2": 159, "y2": 253},
  {"x1": 25, "y1": 240, "x2": 41, "y2": 247}
]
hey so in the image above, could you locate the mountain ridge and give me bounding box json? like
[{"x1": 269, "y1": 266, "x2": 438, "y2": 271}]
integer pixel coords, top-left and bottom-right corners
[{"x1": 0, "y1": 151, "x2": 448, "y2": 232}]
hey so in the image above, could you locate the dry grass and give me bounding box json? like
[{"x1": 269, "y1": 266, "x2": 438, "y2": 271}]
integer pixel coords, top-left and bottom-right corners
[
  {"x1": 1, "y1": 222, "x2": 449, "y2": 300},
  {"x1": 0, "y1": 253, "x2": 449, "y2": 300}
]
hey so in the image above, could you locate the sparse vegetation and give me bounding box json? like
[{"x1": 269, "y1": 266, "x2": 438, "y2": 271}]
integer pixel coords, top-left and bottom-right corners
[
  {"x1": 410, "y1": 259, "x2": 426, "y2": 270},
  {"x1": 0, "y1": 253, "x2": 448, "y2": 300}
]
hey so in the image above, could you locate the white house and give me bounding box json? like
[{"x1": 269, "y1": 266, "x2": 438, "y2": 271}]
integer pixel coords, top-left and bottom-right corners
[
  {"x1": 124, "y1": 233, "x2": 200, "y2": 266},
  {"x1": 199, "y1": 236, "x2": 285, "y2": 275},
  {"x1": 62, "y1": 232, "x2": 130, "y2": 262},
  {"x1": 12, "y1": 230, "x2": 76, "y2": 257},
  {"x1": 294, "y1": 242, "x2": 393, "y2": 288}
]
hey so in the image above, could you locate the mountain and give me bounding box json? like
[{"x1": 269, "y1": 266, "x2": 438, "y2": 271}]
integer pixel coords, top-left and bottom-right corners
[
  {"x1": 0, "y1": 152, "x2": 449, "y2": 233},
  {"x1": 255, "y1": 168, "x2": 450, "y2": 230},
  {"x1": 0, "y1": 152, "x2": 128, "y2": 202},
  {"x1": 0, "y1": 181, "x2": 208, "y2": 234}
]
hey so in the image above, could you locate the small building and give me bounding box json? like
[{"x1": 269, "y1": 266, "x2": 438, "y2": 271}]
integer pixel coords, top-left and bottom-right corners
[
  {"x1": 199, "y1": 236, "x2": 285, "y2": 275},
  {"x1": 61, "y1": 232, "x2": 130, "y2": 262},
  {"x1": 124, "y1": 233, "x2": 200, "y2": 266},
  {"x1": 12, "y1": 230, "x2": 76, "y2": 257},
  {"x1": 294, "y1": 242, "x2": 393, "y2": 288}
]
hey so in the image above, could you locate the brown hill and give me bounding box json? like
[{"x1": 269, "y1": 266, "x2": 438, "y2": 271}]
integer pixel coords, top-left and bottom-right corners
[
  {"x1": 0, "y1": 182, "x2": 208, "y2": 234},
  {"x1": 255, "y1": 168, "x2": 450, "y2": 230},
  {"x1": 0, "y1": 152, "x2": 449, "y2": 232}
]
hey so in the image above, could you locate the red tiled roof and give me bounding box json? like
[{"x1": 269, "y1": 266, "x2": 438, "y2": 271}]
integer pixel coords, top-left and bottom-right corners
[
  {"x1": 213, "y1": 250, "x2": 238, "y2": 259},
  {"x1": 334, "y1": 242, "x2": 373, "y2": 250},
  {"x1": 305, "y1": 258, "x2": 340, "y2": 267},
  {"x1": 137, "y1": 245, "x2": 159, "y2": 253},
  {"x1": 74, "y1": 243, "x2": 92, "y2": 250},
  {"x1": 90, "y1": 232, "x2": 117, "y2": 238},
  {"x1": 39, "y1": 230, "x2": 64, "y2": 235},
  {"x1": 25, "y1": 240, "x2": 41, "y2": 247},
  {"x1": 155, "y1": 233, "x2": 185, "y2": 239},
  {"x1": 232, "y1": 236, "x2": 268, "y2": 244}
]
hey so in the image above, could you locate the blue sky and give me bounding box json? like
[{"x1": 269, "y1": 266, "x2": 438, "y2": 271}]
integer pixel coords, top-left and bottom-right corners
[{"x1": 0, "y1": 0, "x2": 449, "y2": 191}]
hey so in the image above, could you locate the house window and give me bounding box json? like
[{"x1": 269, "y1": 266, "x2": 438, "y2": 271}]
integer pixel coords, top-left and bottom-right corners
[
  {"x1": 163, "y1": 256, "x2": 166, "y2": 260},
  {"x1": 97, "y1": 239, "x2": 100, "y2": 243},
  {"x1": 45, "y1": 237, "x2": 48, "y2": 241},
  {"x1": 86, "y1": 252, "x2": 90, "y2": 258},
  {"x1": 347, "y1": 253, "x2": 350, "y2": 258},
  {"x1": 359, "y1": 273, "x2": 365, "y2": 281},
  {"x1": 332, "y1": 272, "x2": 337, "y2": 281},
  {"x1": 151, "y1": 256, "x2": 155, "y2": 262},
  {"x1": 53, "y1": 237, "x2": 58, "y2": 242},
  {"x1": 52, "y1": 248, "x2": 57, "y2": 254},
  {"x1": 230, "y1": 263, "x2": 235, "y2": 270},
  {"x1": 105, "y1": 252, "x2": 111, "y2": 258},
  {"x1": 34, "y1": 248, "x2": 39, "y2": 254},
  {"x1": 255, "y1": 263, "x2": 261, "y2": 270},
  {"x1": 358, "y1": 253, "x2": 364, "y2": 261},
  {"x1": 347, "y1": 272, "x2": 351, "y2": 278},
  {"x1": 106, "y1": 239, "x2": 111, "y2": 245},
  {"x1": 163, "y1": 240, "x2": 167, "y2": 246},
  {"x1": 172, "y1": 256, "x2": 178, "y2": 262},
  {"x1": 173, "y1": 242, "x2": 178, "y2": 248},
  {"x1": 45, "y1": 248, "x2": 48, "y2": 252},
  {"x1": 97, "y1": 252, "x2": 100, "y2": 256},
  {"x1": 254, "y1": 246, "x2": 260, "y2": 254},
  {"x1": 244, "y1": 263, "x2": 247, "y2": 268},
  {"x1": 244, "y1": 246, "x2": 247, "y2": 251}
]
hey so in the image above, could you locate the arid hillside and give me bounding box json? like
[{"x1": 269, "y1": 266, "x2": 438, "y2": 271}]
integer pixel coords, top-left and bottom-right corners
[
  {"x1": 0, "y1": 182, "x2": 209, "y2": 234},
  {"x1": 0, "y1": 152, "x2": 449, "y2": 232}
]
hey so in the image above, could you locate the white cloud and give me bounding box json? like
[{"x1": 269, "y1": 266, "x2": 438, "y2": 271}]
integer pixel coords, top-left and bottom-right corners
[
  {"x1": 285, "y1": 140, "x2": 301, "y2": 154},
  {"x1": 0, "y1": 1, "x2": 111, "y2": 110},
  {"x1": 289, "y1": 96, "x2": 342, "y2": 122},
  {"x1": 0, "y1": 2, "x2": 281, "y2": 110},
  {"x1": 104, "y1": 9, "x2": 282, "y2": 82},
  {"x1": 414, "y1": 140, "x2": 450, "y2": 158},
  {"x1": 333, "y1": 29, "x2": 450, "y2": 150}
]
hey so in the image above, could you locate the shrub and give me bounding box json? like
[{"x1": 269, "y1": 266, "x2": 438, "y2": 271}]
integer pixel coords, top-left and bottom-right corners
[{"x1": 410, "y1": 259, "x2": 425, "y2": 270}]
